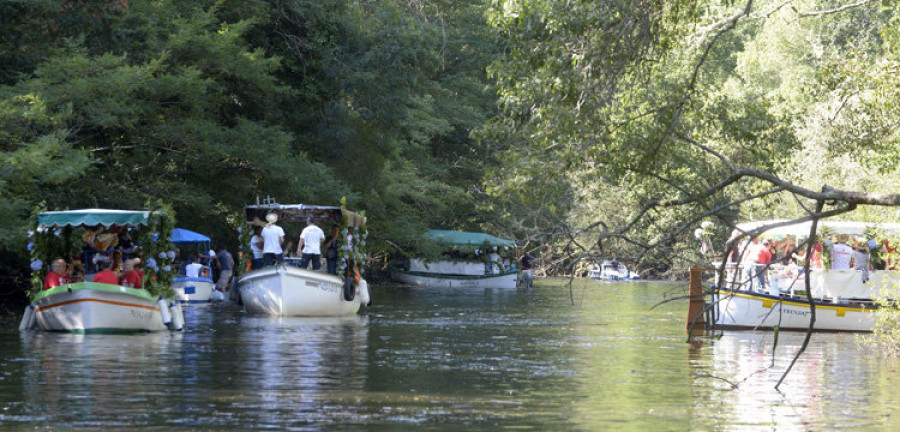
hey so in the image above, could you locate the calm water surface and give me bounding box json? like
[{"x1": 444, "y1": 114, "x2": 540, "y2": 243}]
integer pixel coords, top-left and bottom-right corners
[{"x1": 1, "y1": 279, "x2": 899, "y2": 431}]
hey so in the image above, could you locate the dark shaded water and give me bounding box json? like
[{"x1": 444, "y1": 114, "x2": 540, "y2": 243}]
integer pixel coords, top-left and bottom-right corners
[{"x1": 0, "y1": 279, "x2": 898, "y2": 431}]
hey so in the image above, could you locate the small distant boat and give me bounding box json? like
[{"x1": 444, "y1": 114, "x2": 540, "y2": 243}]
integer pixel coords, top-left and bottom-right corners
[
  {"x1": 390, "y1": 230, "x2": 520, "y2": 289},
  {"x1": 588, "y1": 261, "x2": 640, "y2": 281},
  {"x1": 236, "y1": 200, "x2": 371, "y2": 317},
  {"x1": 170, "y1": 228, "x2": 215, "y2": 304},
  {"x1": 21, "y1": 209, "x2": 183, "y2": 334}
]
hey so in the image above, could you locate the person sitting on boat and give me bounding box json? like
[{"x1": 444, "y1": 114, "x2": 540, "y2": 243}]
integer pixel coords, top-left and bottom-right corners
[
  {"x1": 43, "y1": 258, "x2": 70, "y2": 290},
  {"x1": 185, "y1": 256, "x2": 209, "y2": 278},
  {"x1": 831, "y1": 235, "x2": 854, "y2": 270},
  {"x1": 215, "y1": 245, "x2": 234, "y2": 294},
  {"x1": 250, "y1": 226, "x2": 264, "y2": 270},
  {"x1": 119, "y1": 258, "x2": 143, "y2": 289},
  {"x1": 296, "y1": 216, "x2": 326, "y2": 271},
  {"x1": 323, "y1": 225, "x2": 340, "y2": 275},
  {"x1": 261, "y1": 212, "x2": 285, "y2": 267},
  {"x1": 93, "y1": 257, "x2": 119, "y2": 285}
]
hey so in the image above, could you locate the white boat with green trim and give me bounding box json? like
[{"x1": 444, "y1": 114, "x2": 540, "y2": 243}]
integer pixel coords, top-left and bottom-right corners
[
  {"x1": 390, "y1": 230, "x2": 520, "y2": 289},
  {"x1": 20, "y1": 208, "x2": 183, "y2": 334},
  {"x1": 236, "y1": 201, "x2": 371, "y2": 317},
  {"x1": 31, "y1": 282, "x2": 171, "y2": 333}
]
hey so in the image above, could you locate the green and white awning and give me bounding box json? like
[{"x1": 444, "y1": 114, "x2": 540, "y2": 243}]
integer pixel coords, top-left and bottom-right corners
[
  {"x1": 37, "y1": 209, "x2": 151, "y2": 229},
  {"x1": 425, "y1": 230, "x2": 516, "y2": 247}
]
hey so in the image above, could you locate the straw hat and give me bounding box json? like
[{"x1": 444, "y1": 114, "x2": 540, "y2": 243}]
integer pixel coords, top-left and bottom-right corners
[{"x1": 266, "y1": 212, "x2": 278, "y2": 223}]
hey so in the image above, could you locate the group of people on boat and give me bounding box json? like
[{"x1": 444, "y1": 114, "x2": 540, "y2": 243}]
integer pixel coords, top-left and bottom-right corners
[
  {"x1": 727, "y1": 230, "x2": 893, "y2": 293},
  {"x1": 248, "y1": 213, "x2": 342, "y2": 274},
  {"x1": 43, "y1": 255, "x2": 146, "y2": 290}
]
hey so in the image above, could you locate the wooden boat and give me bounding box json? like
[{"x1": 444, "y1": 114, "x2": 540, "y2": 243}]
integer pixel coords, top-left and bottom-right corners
[
  {"x1": 699, "y1": 220, "x2": 900, "y2": 332},
  {"x1": 390, "y1": 230, "x2": 520, "y2": 289},
  {"x1": 170, "y1": 228, "x2": 215, "y2": 303},
  {"x1": 236, "y1": 200, "x2": 371, "y2": 317},
  {"x1": 21, "y1": 209, "x2": 183, "y2": 333}
]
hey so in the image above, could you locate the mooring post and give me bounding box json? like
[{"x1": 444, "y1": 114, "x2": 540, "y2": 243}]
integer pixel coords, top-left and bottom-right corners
[{"x1": 686, "y1": 265, "x2": 707, "y2": 338}]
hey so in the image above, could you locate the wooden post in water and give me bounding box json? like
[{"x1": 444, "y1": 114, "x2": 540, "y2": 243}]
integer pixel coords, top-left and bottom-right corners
[{"x1": 686, "y1": 266, "x2": 707, "y2": 338}]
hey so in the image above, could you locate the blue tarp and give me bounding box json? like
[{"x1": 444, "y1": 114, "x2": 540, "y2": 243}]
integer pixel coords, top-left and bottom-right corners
[{"x1": 170, "y1": 228, "x2": 210, "y2": 244}]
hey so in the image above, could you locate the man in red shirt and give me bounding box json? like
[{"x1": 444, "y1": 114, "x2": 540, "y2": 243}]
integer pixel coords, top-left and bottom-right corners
[
  {"x1": 43, "y1": 259, "x2": 69, "y2": 290},
  {"x1": 119, "y1": 258, "x2": 143, "y2": 289},
  {"x1": 93, "y1": 258, "x2": 119, "y2": 285},
  {"x1": 754, "y1": 239, "x2": 773, "y2": 292}
]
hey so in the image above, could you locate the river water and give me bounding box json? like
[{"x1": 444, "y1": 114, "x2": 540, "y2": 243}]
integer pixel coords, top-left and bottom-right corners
[{"x1": 0, "y1": 279, "x2": 898, "y2": 431}]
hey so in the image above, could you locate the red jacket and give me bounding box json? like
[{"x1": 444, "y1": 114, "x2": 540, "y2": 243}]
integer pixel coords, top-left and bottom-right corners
[
  {"x1": 120, "y1": 270, "x2": 143, "y2": 289},
  {"x1": 43, "y1": 272, "x2": 68, "y2": 290}
]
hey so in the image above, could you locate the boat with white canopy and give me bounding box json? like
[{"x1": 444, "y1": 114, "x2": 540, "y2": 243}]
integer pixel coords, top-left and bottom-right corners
[
  {"x1": 390, "y1": 230, "x2": 520, "y2": 289},
  {"x1": 20, "y1": 208, "x2": 184, "y2": 333},
  {"x1": 703, "y1": 219, "x2": 900, "y2": 332},
  {"x1": 236, "y1": 199, "x2": 371, "y2": 317}
]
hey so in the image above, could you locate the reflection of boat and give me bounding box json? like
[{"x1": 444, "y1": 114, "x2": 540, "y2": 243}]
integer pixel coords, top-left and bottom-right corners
[
  {"x1": 237, "y1": 200, "x2": 370, "y2": 317},
  {"x1": 588, "y1": 261, "x2": 639, "y2": 281},
  {"x1": 702, "y1": 220, "x2": 898, "y2": 332},
  {"x1": 23, "y1": 209, "x2": 182, "y2": 333},
  {"x1": 170, "y1": 228, "x2": 215, "y2": 303},
  {"x1": 390, "y1": 230, "x2": 519, "y2": 289}
]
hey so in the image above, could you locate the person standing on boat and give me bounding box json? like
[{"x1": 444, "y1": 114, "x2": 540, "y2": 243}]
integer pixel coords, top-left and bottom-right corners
[
  {"x1": 831, "y1": 235, "x2": 854, "y2": 270},
  {"x1": 296, "y1": 216, "x2": 326, "y2": 270},
  {"x1": 261, "y1": 212, "x2": 285, "y2": 267},
  {"x1": 43, "y1": 258, "x2": 70, "y2": 290},
  {"x1": 215, "y1": 245, "x2": 234, "y2": 294},
  {"x1": 850, "y1": 242, "x2": 870, "y2": 282},
  {"x1": 250, "y1": 226, "x2": 264, "y2": 270},
  {"x1": 741, "y1": 238, "x2": 760, "y2": 291},
  {"x1": 322, "y1": 225, "x2": 340, "y2": 274},
  {"x1": 755, "y1": 239, "x2": 772, "y2": 293}
]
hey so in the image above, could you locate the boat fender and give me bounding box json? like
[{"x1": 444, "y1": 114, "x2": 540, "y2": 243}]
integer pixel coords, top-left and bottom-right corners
[
  {"x1": 157, "y1": 297, "x2": 172, "y2": 327},
  {"x1": 169, "y1": 302, "x2": 184, "y2": 331},
  {"x1": 210, "y1": 290, "x2": 225, "y2": 302},
  {"x1": 357, "y1": 279, "x2": 371, "y2": 306},
  {"x1": 18, "y1": 305, "x2": 35, "y2": 331},
  {"x1": 343, "y1": 277, "x2": 356, "y2": 301}
]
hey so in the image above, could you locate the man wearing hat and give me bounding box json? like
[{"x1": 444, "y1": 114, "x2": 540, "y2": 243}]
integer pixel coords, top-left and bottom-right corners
[{"x1": 261, "y1": 212, "x2": 285, "y2": 267}]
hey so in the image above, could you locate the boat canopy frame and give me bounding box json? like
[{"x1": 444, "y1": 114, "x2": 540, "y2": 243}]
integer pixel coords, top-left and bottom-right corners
[
  {"x1": 244, "y1": 204, "x2": 367, "y2": 228},
  {"x1": 37, "y1": 209, "x2": 152, "y2": 230}
]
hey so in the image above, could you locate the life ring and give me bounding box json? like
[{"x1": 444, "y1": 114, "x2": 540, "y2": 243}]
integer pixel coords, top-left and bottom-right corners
[{"x1": 342, "y1": 277, "x2": 356, "y2": 301}]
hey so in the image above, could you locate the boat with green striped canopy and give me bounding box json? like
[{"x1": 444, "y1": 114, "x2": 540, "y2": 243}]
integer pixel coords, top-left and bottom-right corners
[
  {"x1": 390, "y1": 230, "x2": 521, "y2": 289},
  {"x1": 20, "y1": 208, "x2": 183, "y2": 334}
]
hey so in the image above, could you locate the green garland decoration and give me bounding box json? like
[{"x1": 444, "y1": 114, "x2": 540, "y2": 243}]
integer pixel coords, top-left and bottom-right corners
[
  {"x1": 337, "y1": 197, "x2": 368, "y2": 280},
  {"x1": 138, "y1": 200, "x2": 176, "y2": 299},
  {"x1": 234, "y1": 215, "x2": 254, "y2": 278}
]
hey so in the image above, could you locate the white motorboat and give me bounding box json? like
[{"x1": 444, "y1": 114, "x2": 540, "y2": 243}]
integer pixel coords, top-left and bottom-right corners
[
  {"x1": 588, "y1": 261, "x2": 639, "y2": 281},
  {"x1": 236, "y1": 200, "x2": 371, "y2": 317},
  {"x1": 390, "y1": 230, "x2": 520, "y2": 289},
  {"x1": 239, "y1": 265, "x2": 364, "y2": 316},
  {"x1": 170, "y1": 227, "x2": 215, "y2": 303},
  {"x1": 700, "y1": 219, "x2": 900, "y2": 332}
]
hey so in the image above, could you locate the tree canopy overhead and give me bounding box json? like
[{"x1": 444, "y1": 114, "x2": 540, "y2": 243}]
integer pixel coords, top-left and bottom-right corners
[{"x1": 480, "y1": 0, "x2": 900, "y2": 271}]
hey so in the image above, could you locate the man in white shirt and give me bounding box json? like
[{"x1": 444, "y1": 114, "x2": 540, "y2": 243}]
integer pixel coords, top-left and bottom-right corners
[
  {"x1": 296, "y1": 216, "x2": 326, "y2": 270},
  {"x1": 185, "y1": 256, "x2": 208, "y2": 278},
  {"x1": 831, "y1": 236, "x2": 854, "y2": 270},
  {"x1": 261, "y1": 213, "x2": 285, "y2": 267}
]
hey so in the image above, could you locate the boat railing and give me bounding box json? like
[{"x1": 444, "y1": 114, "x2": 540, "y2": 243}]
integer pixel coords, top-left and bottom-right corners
[{"x1": 712, "y1": 262, "x2": 899, "y2": 302}]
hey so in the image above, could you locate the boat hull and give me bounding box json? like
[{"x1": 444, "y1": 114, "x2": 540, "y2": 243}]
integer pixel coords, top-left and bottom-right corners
[
  {"x1": 391, "y1": 267, "x2": 519, "y2": 289},
  {"x1": 32, "y1": 283, "x2": 169, "y2": 333},
  {"x1": 237, "y1": 265, "x2": 361, "y2": 317},
  {"x1": 712, "y1": 289, "x2": 876, "y2": 332},
  {"x1": 172, "y1": 277, "x2": 215, "y2": 303}
]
